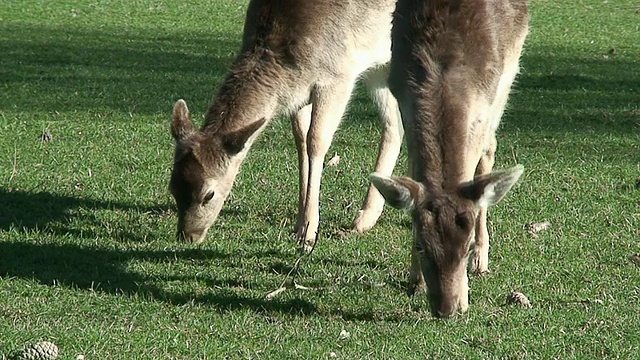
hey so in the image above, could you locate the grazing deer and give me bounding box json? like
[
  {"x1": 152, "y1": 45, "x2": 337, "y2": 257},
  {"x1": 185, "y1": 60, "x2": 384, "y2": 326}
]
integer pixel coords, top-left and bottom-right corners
[
  {"x1": 370, "y1": 0, "x2": 529, "y2": 317},
  {"x1": 169, "y1": 0, "x2": 402, "y2": 250}
]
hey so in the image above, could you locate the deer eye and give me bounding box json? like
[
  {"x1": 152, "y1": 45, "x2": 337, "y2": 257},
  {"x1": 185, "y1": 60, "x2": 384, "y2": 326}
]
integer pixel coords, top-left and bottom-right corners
[
  {"x1": 202, "y1": 191, "x2": 215, "y2": 205},
  {"x1": 425, "y1": 201, "x2": 435, "y2": 212},
  {"x1": 455, "y1": 213, "x2": 471, "y2": 230}
]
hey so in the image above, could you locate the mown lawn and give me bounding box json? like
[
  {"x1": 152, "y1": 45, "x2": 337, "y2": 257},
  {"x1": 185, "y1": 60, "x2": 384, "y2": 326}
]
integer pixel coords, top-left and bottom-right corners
[{"x1": 1, "y1": 1, "x2": 638, "y2": 359}]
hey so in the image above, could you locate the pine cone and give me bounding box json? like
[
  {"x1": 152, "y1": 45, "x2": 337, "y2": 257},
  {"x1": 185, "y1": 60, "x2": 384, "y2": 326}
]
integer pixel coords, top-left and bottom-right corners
[
  {"x1": 14, "y1": 341, "x2": 59, "y2": 360},
  {"x1": 506, "y1": 291, "x2": 532, "y2": 308}
]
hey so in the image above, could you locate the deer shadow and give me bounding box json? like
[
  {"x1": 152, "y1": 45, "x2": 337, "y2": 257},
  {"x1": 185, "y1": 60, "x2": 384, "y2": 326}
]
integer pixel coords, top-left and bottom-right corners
[
  {"x1": 0, "y1": 24, "x2": 240, "y2": 115},
  {"x1": 0, "y1": 188, "x2": 168, "y2": 241},
  {"x1": 0, "y1": 188, "x2": 248, "y2": 241},
  {"x1": 0, "y1": 240, "x2": 317, "y2": 315}
]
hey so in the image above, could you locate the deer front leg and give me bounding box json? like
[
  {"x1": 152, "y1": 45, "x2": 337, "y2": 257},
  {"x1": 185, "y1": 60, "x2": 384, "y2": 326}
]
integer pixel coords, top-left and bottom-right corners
[
  {"x1": 291, "y1": 105, "x2": 313, "y2": 233},
  {"x1": 297, "y1": 80, "x2": 356, "y2": 253},
  {"x1": 469, "y1": 135, "x2": 496, "y2": 274},
  {"x1": 352, "y1": 69, "x2": 404, "y2": 233}
]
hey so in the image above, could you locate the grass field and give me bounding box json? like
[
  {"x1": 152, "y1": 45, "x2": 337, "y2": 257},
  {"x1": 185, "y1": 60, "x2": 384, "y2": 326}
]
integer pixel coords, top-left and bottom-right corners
[{"x1": 1, "y1": 1, "x2": 639, "y2": 359}]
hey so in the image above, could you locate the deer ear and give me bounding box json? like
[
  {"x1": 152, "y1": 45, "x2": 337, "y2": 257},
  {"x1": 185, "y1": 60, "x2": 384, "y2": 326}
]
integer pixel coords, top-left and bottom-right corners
[
  {"x1": 370, "y1": 174, "x2": 424, "y2": 210},
  {"x1": 171, "y1": 99, "x2": 196, "y2": 141},
  {"x1": 222, "y1": 118, "x2": 267, "y2": 154},
  {"x1": 173, "y1": 140, "x2": 200, "y2": 164},
  {"x1": 459, "y1": 165, "x2": 524, "y2": 207}
]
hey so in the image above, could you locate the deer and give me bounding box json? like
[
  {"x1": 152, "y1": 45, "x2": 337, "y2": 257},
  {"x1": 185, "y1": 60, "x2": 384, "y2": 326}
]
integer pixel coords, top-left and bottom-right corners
[
  {"x1": 370, "y1": 0, "x2": 529, "y2": 317},
  {"x1": 169, "y1": 0, "x2": 402, "y2": 251}
]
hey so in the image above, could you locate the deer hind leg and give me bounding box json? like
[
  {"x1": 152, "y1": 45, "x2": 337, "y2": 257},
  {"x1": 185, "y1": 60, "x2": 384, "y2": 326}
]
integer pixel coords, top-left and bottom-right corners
[
  {"x1": 469, "y1": 134, "x2": 496, "y2": 274},
  {"x1": 352, "y1": 66, "x2": 404, "y2": 233},
  {"x1": 408, "y1": 240, "x2": 427, "y2": 296},
  {"x1": 291, "y1": 105, "x2": 313, "y2": 233},
  {"x1": 297, "y1": 79, "x2": 357, "y2": 253},
  {"x1": 406, "y1": 143, "x2": 426, "y2": 295},
  {"x1": 469, "y1": 52, "x2": 523, "y2": 274}
]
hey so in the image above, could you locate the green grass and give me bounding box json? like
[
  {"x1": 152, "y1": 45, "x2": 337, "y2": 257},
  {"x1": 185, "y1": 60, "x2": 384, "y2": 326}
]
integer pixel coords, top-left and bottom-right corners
[{"x1": 1, "y1": 0, "x2": 639, "y2": 359}]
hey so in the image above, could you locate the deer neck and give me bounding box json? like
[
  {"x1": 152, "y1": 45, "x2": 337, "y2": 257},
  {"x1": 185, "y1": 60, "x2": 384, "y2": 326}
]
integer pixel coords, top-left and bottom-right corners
[
  {"x1": 199, "y1": 55, "x2": 284, "y2": 169},
  {"x1": 202, "y1": 53, "x2": 283, "y2": 135},
  {"x1": 406, "y1": 82, "x2": 469, "y2": 191}
]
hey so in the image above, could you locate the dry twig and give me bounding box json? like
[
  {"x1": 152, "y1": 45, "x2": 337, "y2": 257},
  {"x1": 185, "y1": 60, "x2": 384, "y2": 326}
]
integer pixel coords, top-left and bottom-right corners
[
  {"x1": 266, "y1": 223, "x2": 319, "y2": 300},
  {"x1": 8, "y1": 145, "x2": 18, "y2": 184}
]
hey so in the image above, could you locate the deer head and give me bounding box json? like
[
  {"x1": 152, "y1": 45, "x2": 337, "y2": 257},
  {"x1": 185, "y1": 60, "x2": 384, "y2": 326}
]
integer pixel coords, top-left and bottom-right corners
[
  {"x1": 168, "y1": 100, "x2": 266, "y2": 243},
  {"x1": 370, "y1": 165, "x2": 523, "y2": 317}
]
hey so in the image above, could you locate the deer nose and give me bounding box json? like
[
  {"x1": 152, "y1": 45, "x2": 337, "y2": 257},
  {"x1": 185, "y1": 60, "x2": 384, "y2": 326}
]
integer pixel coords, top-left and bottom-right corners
[
  {"x1": 436, "y1": 299, "x2": 458, "y2": 318},
  {"x1": 177, "y1": 229, "x2": 207, "y2": 244},
  {"x1": 437, "y1": 308, "x2": 455, "y2": 318}
]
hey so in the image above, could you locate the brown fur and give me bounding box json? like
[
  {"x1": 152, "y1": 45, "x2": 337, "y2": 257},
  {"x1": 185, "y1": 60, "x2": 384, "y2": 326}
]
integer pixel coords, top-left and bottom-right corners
[{"x1": 372, "y1": 0, "x2": 529, "y2": 317}]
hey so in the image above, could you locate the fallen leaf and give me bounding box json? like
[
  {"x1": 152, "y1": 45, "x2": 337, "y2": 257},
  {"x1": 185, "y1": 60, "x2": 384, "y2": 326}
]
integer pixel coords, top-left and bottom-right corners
[
  {"x1": 326, "y1": 153, "x2": 340, "y2": 167},
  {"x1": 524, "y1": 221, "x2": 551, "y2": 237},
  {"x1": 584, "y1": 298, "x2": 604, "y2": 305}
]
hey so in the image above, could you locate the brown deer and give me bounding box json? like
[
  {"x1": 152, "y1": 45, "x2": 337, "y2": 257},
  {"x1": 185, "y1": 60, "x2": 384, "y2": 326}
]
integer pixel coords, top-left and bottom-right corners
[
  {"x1": 370, "y1": 0, "x2": 529, "y2": 317},
  {"x1": 169, "y1": 0, "x2": 402, "y2": 250}
]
